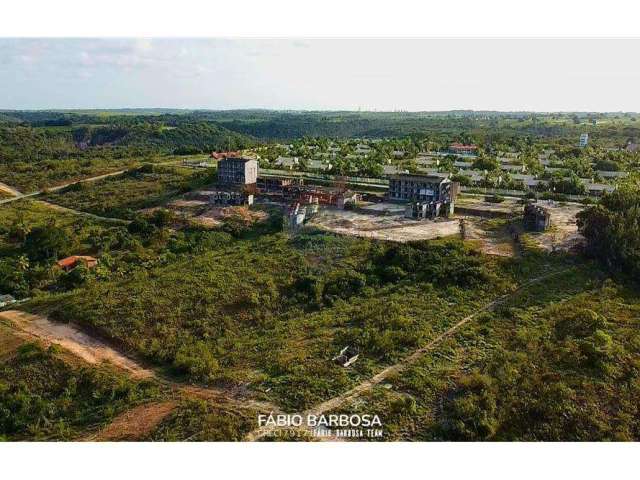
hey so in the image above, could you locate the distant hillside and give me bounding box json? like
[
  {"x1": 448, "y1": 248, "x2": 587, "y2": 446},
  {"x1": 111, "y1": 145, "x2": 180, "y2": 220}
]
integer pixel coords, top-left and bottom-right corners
[
  {"x1": 191, "y1": 110, "x2": 640, "y2": 142},
  {"x1": 0, "y1": 117, "x2": 254, "y2": 163}
]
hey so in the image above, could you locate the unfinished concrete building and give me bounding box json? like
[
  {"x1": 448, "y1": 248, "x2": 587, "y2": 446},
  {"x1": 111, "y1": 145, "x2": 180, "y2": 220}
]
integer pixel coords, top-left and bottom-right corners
[
  {"x1": 388, "y1": 173, "x2": 458, "y2": 218},
  {"x1": 257, "y1": 176, "x2": 303, "y2": 192},
  {"x1": 217, "y1": 157, "x2": 258, "y2": 186}
]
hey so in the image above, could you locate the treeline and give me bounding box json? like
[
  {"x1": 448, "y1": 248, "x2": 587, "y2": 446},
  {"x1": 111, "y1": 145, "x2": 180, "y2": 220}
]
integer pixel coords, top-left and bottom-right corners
[
  {"x1": 194, "y1": 110, "x2": 640, "y2": 144},
  {"x1": 0, "y1": 119, "x2": 254, "y2": 164},
  {"x1": 578, "y1": 185, "x2": 640, "y2": 279}
]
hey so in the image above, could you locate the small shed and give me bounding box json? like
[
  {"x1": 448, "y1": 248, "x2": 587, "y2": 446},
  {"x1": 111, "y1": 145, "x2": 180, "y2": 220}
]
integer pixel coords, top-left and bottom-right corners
[{"x1": 523, "y1": 204, "x2": 551, "y2": 232}]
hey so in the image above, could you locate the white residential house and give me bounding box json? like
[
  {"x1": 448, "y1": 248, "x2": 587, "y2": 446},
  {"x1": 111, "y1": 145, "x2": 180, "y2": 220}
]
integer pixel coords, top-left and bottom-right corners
[
  {"x1": 454, "y1": 160, "x2": 473, "y2": 169},
  {"x1": 579, "y1": 133, "x2": 589, "y2": 148},
  {"x1": 308, "y1": 159, "x2": 332, "y2": 172},
  {"x1": 383, "y1": 165, "x2": 409, "y2": 176},
  {"x1": 580, "y1": 180, "x2": 615, "y2": 196},
  {"x1": 274, "y1": 156, "x2": 299, "y2": 169},
  {"x1": 500, "y1": 164, "x2": 526, "y2": 173}
]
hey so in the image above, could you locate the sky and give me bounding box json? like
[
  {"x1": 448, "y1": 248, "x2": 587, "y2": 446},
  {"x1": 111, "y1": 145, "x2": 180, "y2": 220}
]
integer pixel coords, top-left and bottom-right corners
[{"x1": 1, "y1": 38, "x2": 639, "y2": 112}]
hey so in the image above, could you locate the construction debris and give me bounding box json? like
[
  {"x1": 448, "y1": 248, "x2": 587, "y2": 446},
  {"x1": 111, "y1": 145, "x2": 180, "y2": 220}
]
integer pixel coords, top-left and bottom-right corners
[{"x1": 333, "y1": 346, "x2": 360, "y2": 367}]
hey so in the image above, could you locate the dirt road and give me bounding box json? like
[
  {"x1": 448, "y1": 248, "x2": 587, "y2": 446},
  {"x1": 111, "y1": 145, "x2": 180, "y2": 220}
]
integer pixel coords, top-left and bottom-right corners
[
  {"x1": 34, "y1": 200, "x2": 131, "y2": 224},
  {"x1": 244, "y1": 267, "x2": 573, "y2": 441},
  {"x1": 0, "y1": 310, "x2": 154, "y2": 379},
  {"x1": 0, "y1": 170, "x2": 127, "y2": 206},
  {"x1": 0, "y1": 309, "x2": 281, "y2": 411},
  {"x1": 85, "y1": 401, "x2": 178, "y2": 441}
]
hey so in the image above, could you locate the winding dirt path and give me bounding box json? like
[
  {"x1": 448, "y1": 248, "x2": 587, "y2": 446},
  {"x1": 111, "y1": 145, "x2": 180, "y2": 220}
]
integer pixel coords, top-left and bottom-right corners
[
  {"x1": 34, "y1": 200, "x2": 131, "y2": 224},
  {"x1": 244, "y1": 267, "x2": 573, "y2": 441}
]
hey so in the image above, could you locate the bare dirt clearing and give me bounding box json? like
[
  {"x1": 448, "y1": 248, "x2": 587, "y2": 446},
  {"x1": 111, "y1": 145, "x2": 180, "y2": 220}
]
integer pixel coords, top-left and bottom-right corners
[
  {"x1": 455, "y1": 196, "x2": 521, "y2": 217},
  {"x1": 310, "y1": 209, "x2": 460, "y2": 242},
  {"x1": 0, "y1": 182, "x2": 21, "y2": 196},
  {"x1": 526, "y1": 202, "x2": 584, "y2": 252},
  {"x1": 462, "y1": 217, "x2": 518, "y2": 257},
  {"x1": 168, "y1": 199, "x2": 208, "y2": 208},
  {"x1": 86, "y1": 401, "x2": 178, "y2": 441},
  {"x1": 0, "y1": 310, "x2": 154, "y2": 379}
]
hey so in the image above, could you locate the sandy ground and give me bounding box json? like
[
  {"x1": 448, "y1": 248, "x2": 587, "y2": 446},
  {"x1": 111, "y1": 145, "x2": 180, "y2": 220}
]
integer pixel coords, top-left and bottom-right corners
[
  {"x1": 168, "y1": 199, "x2": 208, "y2": 208},
  {"x1": 0, "y1": 309, "x2": 281, "y2": 411},
  {"x1": 0, "y1": 182, "x2": 21, "y2": 196},
  {"x1": 462, "y1": 217, "x2": 517, "y2": 257},
  {"x1": 310, "y1": 209, "x2": 460, "y2": 242},
  {"x1": 0, "y1": 310, "x2": 153, "y2": 379},
  {"x1": 526, "y1": 202, "x2": 584, "y2": 252},
  {"x1": 457, "y1": 196, "x2": 585, "y2": 253},
  {"x1": 86, "y1": 401, "x2": 178, "y2": 441},
  {"x1": 358, "y1": 202, "x2": 406, "y2": 215}
]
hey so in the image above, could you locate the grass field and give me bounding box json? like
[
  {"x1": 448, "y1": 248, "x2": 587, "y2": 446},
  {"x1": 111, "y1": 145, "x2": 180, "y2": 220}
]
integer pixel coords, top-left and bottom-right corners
[
  {"x1": 0, "y1": 199, "x2": 107, "y2": 255},
  {"x1": 0, "y1": 153, "x2": 206, "y2": 194},
  {"x1": 0, "y1": 157, "x2": 140, "y2": 193},
  {"x1": 41, "y1": 164, "x2": 215, "y2": 219},
  {"x1": 23, "y1": 222, "x2": 579, "y2": 411},
  {"x1": 327, "y1": 264, "x2": 640, "y2": 441}
]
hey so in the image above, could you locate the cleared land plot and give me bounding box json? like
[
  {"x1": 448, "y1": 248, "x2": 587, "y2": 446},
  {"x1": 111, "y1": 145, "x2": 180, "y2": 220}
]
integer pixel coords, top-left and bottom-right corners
[
  {"x1": 462, "y1": 217, "x2": 518, "y2": 257},
  {"x1": 0, "y1": 310, "x2": 154, "y2": 379},
  {"x1": 455, "y1": 195, "x2": 522, "y2": 217},
  {"x1": 310, "y1": 209, "x2": 460, "y2": 242},
  {"x1": 456, "y1": 196, "x2": 585, "y2": 254},
  {"x1": 524, "y1": 202, "x2": 584, "y2": 252},
  {"x1": 41, "y1": 166, "x2": 213, "y2": 219}
]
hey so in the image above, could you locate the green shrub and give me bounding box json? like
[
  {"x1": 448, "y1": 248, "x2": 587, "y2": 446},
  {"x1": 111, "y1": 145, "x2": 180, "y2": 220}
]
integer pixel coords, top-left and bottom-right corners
[{"x1": 173, "y1": 341, "x2": 219, "y2": 381}]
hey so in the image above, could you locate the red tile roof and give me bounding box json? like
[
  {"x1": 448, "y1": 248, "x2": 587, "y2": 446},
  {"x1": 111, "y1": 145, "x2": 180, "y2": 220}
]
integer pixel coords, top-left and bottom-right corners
[
  {"x1": 210, "y1": 151, "x2": 240, "y2": 160},
  {"x1": 450, "y1": 143, "x2": 478, "y2": 150},
  {"x1": 56, "y1": 255, "x2": 98, "y2": 270}
]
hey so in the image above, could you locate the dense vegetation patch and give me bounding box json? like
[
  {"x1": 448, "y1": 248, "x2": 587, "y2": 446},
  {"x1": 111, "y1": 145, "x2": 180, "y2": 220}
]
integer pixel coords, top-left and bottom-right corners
[
  {"x1": 578, "y1": 186, "x2": 640, "y2": 279},
  {"x1": 0, "y1": 331, "x2": 161, "y2": 441},
  {"x1": 329, "y1": 266, "x2": 640, "y2": 441},
  {"x1": 148, "y1": 399, "x2": 256, "y2": 441},
  {"x1": 26, "y1": 229, "x2": 508, "y2": 410}
]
